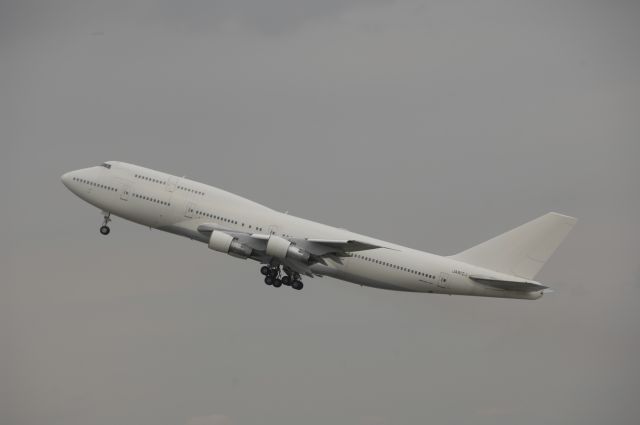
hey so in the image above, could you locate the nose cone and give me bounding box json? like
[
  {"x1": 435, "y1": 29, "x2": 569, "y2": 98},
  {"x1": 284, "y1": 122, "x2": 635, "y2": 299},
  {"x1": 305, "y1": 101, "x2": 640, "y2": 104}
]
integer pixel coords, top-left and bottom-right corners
[{"x1": 61, "y1": 171, "x2": 73, "y2": 189}]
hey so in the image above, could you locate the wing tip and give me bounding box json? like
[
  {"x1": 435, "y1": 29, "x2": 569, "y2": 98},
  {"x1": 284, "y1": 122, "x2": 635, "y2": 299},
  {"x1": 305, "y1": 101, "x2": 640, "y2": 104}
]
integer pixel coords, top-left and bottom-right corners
[{"x1": 548, "y1": 212, "x2": 578, "y2": 224}]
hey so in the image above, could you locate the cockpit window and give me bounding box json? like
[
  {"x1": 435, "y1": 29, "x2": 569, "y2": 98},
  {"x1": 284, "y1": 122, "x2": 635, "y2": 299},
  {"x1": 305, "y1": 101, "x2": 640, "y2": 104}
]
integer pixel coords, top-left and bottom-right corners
[{"x1": 101, "y1": 163, "x2": 112, "y2": 169}]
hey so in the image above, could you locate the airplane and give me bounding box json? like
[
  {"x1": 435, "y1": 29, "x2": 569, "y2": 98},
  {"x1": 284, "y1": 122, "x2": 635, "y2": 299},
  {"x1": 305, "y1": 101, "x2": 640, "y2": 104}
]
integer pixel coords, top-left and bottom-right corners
[{"x1": 61, "y1": 161, "x2": 576, "y2": 300}]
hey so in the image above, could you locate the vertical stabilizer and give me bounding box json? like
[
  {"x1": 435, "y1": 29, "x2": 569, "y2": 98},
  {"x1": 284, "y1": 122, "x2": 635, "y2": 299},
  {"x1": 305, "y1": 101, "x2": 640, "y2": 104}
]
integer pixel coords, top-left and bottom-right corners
[{"x1": 451, "y1": 212, "x2": 577, "y2": 280}]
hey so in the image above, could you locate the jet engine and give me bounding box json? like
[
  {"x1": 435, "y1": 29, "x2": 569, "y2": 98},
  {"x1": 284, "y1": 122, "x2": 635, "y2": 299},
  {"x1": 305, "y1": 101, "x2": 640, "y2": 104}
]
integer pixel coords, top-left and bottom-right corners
[
  {"x1": 208, "y1": 230, "x2": 253, "y2": 259},
  {"x1": 266, "y1": 235, "x2": 311, "y2": 263}
]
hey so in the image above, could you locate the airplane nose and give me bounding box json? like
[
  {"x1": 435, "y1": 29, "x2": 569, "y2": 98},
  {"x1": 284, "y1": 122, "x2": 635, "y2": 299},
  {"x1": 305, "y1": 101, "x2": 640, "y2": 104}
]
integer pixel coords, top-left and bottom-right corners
[{"x1": 61, "y1": 171, "x2": 73, "y2": 188}]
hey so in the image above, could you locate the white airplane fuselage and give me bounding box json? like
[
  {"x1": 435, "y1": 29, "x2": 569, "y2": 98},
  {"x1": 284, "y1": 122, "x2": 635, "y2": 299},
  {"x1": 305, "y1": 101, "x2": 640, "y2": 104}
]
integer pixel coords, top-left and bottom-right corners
[{"x1": 61, "y1": 161, "x2": 574, "y2": 300}]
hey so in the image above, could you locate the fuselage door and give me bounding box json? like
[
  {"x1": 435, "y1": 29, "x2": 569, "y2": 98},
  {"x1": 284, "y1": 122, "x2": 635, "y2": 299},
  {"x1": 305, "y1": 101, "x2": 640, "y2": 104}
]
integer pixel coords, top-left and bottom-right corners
[
  {"x1": 185, "y1": 202, "x2": 196, "y2": 218},
  {"x1": 120, "y1": 183, "x2": 131, "y2": 201},
  {"x1": 166, "y1": 177, "x2": 178, "y2": 193},
  {"x1": 268, "y1": 225, "x2": 278, "y2": 236},
  {"x1": 438, "y1": 272, "x2": 450, "y2": 288}
]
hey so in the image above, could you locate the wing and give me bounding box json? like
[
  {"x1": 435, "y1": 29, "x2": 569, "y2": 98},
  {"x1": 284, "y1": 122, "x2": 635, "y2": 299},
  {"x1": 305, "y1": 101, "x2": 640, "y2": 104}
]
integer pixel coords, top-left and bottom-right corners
[
  {"x1": 293, "y1": 238, "x2": 387, "y2": 256},
  {"x1": 196, "y1": 223, "x2": 388, "y2": 276},
  {"x1": 197, "y1": 223, "x2": 386, "y2": 256}
]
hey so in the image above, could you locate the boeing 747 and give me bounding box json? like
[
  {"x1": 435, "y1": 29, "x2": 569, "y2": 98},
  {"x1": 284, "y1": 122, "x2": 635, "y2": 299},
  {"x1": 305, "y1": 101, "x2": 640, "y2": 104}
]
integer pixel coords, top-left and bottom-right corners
[{"x1": 61, "y1": 161, "x2": 576, "y2": 299}]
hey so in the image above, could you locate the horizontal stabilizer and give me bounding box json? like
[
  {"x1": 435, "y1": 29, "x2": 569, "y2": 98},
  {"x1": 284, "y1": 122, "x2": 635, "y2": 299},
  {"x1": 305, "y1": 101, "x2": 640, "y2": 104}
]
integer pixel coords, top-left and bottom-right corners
[
  {"x1": 469, "y1": 275, "x2": 548, "y2": 292},
  {"x1": 451, "y1": 212, "x2": 577, "y2": 280}
]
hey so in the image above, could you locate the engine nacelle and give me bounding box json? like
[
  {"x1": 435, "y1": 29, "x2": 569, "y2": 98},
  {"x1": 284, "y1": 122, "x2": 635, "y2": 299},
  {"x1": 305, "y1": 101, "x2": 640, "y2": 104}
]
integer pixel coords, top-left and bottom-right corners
[
  {"x1": 208, "y1": 231, "x2": 253, "y2": 259},
  {"x1": 265, "y1": 236, "x2": 311, "y2": 263}
]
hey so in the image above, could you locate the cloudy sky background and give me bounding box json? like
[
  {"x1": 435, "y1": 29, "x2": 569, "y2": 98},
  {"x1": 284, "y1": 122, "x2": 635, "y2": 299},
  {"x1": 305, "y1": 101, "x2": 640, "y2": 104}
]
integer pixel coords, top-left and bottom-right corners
[{"x1": 2, "y1": 1, "x2": 639, "y2": 424}]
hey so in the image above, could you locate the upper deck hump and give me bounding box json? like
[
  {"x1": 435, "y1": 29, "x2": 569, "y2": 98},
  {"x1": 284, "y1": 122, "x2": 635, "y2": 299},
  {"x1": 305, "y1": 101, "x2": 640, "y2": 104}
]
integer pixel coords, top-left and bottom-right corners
[{"x1": 111, "y1": 161, "x2": 274, "y2": 212}]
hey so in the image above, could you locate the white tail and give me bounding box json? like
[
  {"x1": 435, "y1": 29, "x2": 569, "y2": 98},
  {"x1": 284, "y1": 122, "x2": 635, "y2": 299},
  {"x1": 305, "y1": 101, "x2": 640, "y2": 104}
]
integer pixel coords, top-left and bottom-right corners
[{"x1": 451, "y1": 212, "x2": 577, "y2": 280}]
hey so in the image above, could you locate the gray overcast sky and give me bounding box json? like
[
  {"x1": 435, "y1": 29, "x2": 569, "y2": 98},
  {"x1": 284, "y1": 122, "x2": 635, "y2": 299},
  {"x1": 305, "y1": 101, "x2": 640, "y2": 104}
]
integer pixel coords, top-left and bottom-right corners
[{"x1": 2, "y1": 1, "x2": 639, "y2": 424}]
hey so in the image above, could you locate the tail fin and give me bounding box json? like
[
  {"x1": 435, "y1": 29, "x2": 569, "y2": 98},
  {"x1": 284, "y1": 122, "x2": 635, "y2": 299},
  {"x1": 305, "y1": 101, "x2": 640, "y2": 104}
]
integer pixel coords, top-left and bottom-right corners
[{"x1": 451, "y1": 212, "x2": 577, "y2": 280}]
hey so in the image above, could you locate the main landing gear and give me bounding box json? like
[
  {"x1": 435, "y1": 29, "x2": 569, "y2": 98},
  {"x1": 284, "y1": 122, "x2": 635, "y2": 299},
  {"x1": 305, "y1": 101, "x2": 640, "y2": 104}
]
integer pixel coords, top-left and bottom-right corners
[
  {"x1": 260, "y1": 265, "x2": 303, "y2": 291},
  {"x1": 99, "y1": 212, "x2": 111, "y2": 235}
]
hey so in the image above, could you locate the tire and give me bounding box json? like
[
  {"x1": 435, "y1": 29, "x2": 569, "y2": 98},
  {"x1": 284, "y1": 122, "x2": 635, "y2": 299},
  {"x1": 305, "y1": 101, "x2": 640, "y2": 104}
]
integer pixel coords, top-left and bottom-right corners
[
  {"x1": 264, "y1": 276, "x2": 274, "y2": 285},
  {"x1": 273, "y1": 279, "x2": 282, "y2": 288},
  {"x1": 99, "y1": 226, "x2": 110, "y2": 235},
  {"x1": 281, "y1": 275, "x2": 291, "y2": 286},
  {"x1": 292, "y1": 280, "x2": 303, "y2": 290},
  {"x1": 260, "y1": 266, "x2": 270, "y2": 276}
]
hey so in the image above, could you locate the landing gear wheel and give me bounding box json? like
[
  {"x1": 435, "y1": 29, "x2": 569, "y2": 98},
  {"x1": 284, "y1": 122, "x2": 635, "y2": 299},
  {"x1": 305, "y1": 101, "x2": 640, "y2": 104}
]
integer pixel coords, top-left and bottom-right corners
[
  {"x1": 260, "y1": 266, "x2": 270, "y2": 276},
  {"x1": 281, "y1": 275, "x2": 291, "y2": 286},
  {"x1": 99, "y1": 212, "x2": 111, "y2": 235},
  {"x1": 264, "y1": 276, "x2": 274, "y2": 285},
  {"x1": 273, "y1": 279, "x2": 282, "y2": 288},
  {"x1": 292, "y1": 280, "x2": 303, "y2": 290}
]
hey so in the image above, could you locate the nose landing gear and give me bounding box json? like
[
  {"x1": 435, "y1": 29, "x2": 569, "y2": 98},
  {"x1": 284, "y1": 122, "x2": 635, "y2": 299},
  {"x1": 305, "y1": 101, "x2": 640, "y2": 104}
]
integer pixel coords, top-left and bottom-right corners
[
  {"x1": 99, "y1": 212, "x2": 111, "y2": 235},
  {"x1": 260, "y1": 265, "x2": 304, "y2": 291}
]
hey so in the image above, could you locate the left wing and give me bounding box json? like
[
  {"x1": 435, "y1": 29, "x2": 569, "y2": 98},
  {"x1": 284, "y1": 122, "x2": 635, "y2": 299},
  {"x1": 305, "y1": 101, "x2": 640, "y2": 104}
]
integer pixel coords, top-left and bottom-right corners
[
  {"x1": 196, "y1": 223, "x2": 388, "y2": 276},
  {"x1": 293, "y1": 238, "x2": 387, "y2": 257},
  {"x1": 197, "y1": 223, "x2": 385, "y2": 256}
]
